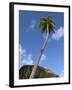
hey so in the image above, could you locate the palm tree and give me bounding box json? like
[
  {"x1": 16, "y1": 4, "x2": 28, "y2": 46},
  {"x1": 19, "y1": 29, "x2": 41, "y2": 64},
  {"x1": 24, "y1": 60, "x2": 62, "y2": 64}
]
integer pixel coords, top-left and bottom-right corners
[{"x1": 29, "y1": 16, "x2": 55, "y2": 79}]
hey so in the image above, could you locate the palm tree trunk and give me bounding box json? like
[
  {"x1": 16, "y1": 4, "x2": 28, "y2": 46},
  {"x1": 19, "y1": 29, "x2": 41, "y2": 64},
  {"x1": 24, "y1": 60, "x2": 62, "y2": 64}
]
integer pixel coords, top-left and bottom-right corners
[{"x1": 29, "y1": 24, "x2": 49, "y2": 79}]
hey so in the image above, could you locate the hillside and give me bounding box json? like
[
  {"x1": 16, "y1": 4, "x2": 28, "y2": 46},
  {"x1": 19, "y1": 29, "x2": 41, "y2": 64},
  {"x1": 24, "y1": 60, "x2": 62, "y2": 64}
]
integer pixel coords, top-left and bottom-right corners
[{"x1": 19, "y1": 65, "x2": 59, "y2": 79}]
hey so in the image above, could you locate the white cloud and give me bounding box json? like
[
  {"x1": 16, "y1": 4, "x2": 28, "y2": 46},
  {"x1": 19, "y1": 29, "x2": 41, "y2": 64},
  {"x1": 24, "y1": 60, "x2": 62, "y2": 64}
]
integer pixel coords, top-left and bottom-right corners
[
  {"x1": 19, "y1": 44, "x2": 33, "y2": 68},
  {"x1": 19, "y1": 44, "x2": 47, "y2": 68},
  {"x1": 26, "y1": 19, "x2": 36, "y2": 32},
  {"x1": 59, "y1": 70, "x2": 64, "y2": 77},
  {"x1": 52, "y1": 27, "x2": 64, "y2": 40},
  {"x1": 40, "y1": 54, "x2": 46, "y2": 61},
  {"x1": 19, "y1": 44, "x2": 26, "y2": 55},
  {"x1": 39, "y1": 54, "x2": 46, "y2": 65},
  {"x1": 29, "y1": 20, "x2": 36, "y2": 29}
]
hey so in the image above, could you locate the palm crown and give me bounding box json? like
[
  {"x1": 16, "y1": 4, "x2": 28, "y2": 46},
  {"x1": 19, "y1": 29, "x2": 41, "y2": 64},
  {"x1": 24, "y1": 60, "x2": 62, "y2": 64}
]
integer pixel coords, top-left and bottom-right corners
[{"x1": 38, "y1": 16, "x2": 55, "y2": 34}]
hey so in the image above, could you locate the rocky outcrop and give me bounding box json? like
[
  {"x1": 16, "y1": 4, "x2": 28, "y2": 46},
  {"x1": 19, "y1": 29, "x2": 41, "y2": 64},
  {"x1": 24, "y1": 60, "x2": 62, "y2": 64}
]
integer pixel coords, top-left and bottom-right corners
[{"x1": 19, "y1": 65, "x2": 59, "y2": 79}]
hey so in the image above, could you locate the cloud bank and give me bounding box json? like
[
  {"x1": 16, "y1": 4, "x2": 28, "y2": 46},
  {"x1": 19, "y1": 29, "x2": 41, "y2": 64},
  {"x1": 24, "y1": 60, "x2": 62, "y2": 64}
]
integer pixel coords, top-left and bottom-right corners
[
  {"x1": 19, "y1": 44, "x2": 47, "y2": 68},
  {"x1": 19, "y1": 44, "x2": 33, "y2": 68}
]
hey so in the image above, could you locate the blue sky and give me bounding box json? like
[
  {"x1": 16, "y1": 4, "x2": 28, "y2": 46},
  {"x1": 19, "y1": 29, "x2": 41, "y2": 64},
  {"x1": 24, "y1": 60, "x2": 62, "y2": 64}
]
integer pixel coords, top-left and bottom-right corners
[{"x1": 19, "y1": 10, "x2": 64, "y2": 77}]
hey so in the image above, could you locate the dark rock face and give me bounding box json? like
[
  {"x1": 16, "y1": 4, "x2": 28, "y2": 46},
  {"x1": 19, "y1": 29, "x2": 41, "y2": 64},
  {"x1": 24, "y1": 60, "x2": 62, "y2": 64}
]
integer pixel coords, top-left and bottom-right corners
[{"x1": 19, "y1": 65, "x2": 59, "y2": 79}]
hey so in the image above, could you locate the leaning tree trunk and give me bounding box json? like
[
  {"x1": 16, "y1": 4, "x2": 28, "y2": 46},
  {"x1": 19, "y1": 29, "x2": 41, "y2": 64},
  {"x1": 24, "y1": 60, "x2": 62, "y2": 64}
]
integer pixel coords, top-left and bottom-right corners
[{"x1": 29, "y1": 24, "x2": 49, "y2": 79}]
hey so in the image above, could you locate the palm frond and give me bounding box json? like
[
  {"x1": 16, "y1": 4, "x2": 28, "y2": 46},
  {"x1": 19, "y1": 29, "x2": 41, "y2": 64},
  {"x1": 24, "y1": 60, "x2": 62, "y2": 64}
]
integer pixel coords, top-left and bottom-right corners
[{"x1": 38, "y1": 16, "x2": 55, "y2": 35}]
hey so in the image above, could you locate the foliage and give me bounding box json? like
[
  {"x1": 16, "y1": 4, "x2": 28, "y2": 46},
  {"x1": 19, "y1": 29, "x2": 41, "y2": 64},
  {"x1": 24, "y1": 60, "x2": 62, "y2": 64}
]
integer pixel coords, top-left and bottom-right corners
[{"x1": 38, "y1": 16, "x2": 55, "y2": 34}]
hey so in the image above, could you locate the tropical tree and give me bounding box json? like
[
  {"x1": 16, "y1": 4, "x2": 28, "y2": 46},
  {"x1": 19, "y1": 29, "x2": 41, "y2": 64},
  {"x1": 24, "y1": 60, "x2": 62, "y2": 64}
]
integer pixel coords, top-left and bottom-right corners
[{"x1": 29, "y1": 16, "x2": 55, "y2": 79}]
